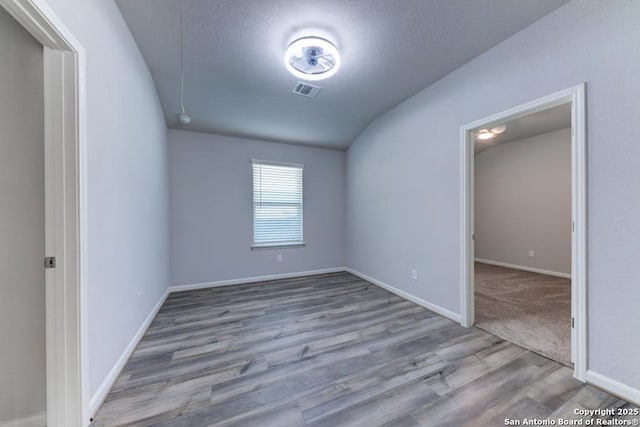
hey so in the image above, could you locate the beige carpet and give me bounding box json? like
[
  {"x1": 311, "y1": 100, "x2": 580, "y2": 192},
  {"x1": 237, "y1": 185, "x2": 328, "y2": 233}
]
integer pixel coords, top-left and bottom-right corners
[{"x1": 474, "y1": 262, "x2": 571, "y2": 366}]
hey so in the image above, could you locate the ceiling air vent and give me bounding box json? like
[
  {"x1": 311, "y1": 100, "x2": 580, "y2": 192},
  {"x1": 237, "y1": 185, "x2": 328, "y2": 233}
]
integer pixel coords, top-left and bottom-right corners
[{"x1": 292, "y1": 82, "x2": 322, "y2": 98}]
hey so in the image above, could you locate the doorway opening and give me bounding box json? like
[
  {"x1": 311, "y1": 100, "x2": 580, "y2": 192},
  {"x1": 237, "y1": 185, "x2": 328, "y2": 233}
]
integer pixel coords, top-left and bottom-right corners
[
  {"x1": 0, "y1": 7, "x2": 45, "y2": 426},
  {"x1": 1, "y1": 1, "x2": 88, "y2": 425},
  {"x1": 460, "y1": 84, "x2": 587, "y2": 381},
  {"x1": 474, "y1": 105, "x2": 572, "y2": 365}
]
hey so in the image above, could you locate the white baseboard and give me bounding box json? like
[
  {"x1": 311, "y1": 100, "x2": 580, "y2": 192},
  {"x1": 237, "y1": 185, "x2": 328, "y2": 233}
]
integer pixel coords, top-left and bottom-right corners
[
  {"x1": 89, "y1": 288, "x2": 170, "y2": 418},
  {"x1": 475, "y1": 258, "x2": 571, "y2": 279},
  {"x1": 586, "y1": 370, "x2": 640, "y2": 407},
  {"x1": 344, "y1": 268, "x2": 461, "y2": 323},
  {"x1": 168, "y1": 267, "x2": 347, "y2": 293},
  {"x1": 0, "y1": 412, "x2": 46, "y2": 427}
]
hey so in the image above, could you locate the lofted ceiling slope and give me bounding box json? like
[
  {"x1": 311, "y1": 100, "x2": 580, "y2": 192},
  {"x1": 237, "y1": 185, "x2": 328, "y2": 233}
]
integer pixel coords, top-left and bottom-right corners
[{"x1": 116, "y1": 0, "x2": 569, "y2": 150}]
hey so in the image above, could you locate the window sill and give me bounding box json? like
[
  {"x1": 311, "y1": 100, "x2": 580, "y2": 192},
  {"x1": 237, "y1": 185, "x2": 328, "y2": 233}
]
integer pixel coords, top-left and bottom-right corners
[{"x1": 251, "y1": 242, "x2": 305, "y2": 250}]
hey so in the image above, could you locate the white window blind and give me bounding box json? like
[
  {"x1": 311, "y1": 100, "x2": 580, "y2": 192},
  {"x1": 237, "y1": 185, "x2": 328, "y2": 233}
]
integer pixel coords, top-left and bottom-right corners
[{"x1": 252, "y1": 160, "x2": 304, "y2": 246}]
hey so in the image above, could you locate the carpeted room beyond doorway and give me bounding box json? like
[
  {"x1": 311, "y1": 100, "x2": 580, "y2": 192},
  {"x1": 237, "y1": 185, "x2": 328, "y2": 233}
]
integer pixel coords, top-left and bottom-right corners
[{"x1": 474, "y1": 262, "x2": 572, "y2": 366}]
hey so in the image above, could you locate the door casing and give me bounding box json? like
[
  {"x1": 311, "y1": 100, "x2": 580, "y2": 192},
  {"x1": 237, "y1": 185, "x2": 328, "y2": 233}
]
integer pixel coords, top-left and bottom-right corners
[
  {"x1": 459, "y1": 84, "x2": 587, "y2": 381},
  {"x1": 0, "y1": 0, "x2": 88, "y2": 425}
]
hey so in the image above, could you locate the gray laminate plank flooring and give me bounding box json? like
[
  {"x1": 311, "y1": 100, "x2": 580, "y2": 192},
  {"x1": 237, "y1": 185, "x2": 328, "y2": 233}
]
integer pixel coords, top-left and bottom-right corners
[{"x1": 91, "y1": 272, "x2": 638, "y2": 427}]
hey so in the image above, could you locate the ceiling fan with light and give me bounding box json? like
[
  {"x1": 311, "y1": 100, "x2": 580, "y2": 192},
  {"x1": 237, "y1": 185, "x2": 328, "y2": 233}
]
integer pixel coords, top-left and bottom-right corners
[
  {"x1": 476, "y1": 125, "x2": 506, "y2": 140},
  {"x1": 284, "y1": 36, "x2": 341, "y2": 81}
]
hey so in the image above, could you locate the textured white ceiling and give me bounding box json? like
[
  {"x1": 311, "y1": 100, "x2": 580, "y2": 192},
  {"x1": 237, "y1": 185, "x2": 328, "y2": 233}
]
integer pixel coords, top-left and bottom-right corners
[
  {"x1": 116, "y1": 0, "x2": 569, "y2": 149},
  {"x1": 474, "y1": 104, "x2": 572, "y2": 155}
]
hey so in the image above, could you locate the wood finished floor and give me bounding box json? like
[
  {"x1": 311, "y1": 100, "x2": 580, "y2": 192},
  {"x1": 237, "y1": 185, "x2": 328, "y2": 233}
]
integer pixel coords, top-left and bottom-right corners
[{"x1": 91, "y1": 272, "x2": 637, "y2": 426}]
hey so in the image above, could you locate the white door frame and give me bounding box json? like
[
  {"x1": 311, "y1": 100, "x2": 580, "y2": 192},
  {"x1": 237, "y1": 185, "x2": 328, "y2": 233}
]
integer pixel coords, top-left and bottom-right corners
[
  {"x1": 0, "y1": 0, "x2": 88, "y2": 425},
  {"x1": 459, "y1": 84, "x2": 587, "y2": 381}
]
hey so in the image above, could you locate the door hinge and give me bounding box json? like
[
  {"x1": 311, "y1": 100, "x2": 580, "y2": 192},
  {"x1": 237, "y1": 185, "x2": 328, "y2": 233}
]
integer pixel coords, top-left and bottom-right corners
[
  {"x1": 572, "y1": 317, "x2": 575, "y2": 329},
  {"x1": 572, "y1": 221, "x2": 575, "y2": 232},
  {"x1": 472, "y1": 234, "x2": 475, "y2": 241},
  {"x1": 45, "y1": 256, "x2": 56, "y2": 269}
]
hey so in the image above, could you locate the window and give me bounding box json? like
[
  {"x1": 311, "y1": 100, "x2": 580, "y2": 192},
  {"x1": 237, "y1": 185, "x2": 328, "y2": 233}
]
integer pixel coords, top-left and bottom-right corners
[{"x1": 252, "y1": 160, "x2": 304, "y2": 248}]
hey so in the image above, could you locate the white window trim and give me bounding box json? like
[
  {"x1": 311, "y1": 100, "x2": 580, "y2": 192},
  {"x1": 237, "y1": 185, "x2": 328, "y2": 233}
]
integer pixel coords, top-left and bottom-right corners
[
  {"x1": 251, "y1": 159, "x2": 304, "y2": 249},
  {"x1": 251, "y1": 242, "x2": 306, "y2": 250}
]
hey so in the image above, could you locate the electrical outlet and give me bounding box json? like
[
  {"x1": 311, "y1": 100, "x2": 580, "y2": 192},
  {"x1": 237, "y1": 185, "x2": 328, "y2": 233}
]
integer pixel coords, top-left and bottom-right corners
[
  {"x1": 411, "y1": 269, "x2": 418, "y2": 281},
  {"x1": 276, "y1": 254, "x2": 283, "y2": 262},
  {"x1": 528, "y1": 250, "x2": 535, "y2": 258}
]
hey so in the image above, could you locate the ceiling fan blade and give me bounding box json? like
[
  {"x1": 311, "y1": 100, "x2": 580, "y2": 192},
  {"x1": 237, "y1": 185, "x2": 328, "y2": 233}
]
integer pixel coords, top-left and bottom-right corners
[
  {"x1": 291, "y1": 56, "x2": 309, "y2": 67},
  {"x1": 316, "y1": 57, "x2": 335, "y2": 69}
]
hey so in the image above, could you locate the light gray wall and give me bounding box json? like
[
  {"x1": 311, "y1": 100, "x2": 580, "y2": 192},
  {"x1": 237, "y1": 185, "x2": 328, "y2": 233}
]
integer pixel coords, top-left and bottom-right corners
[
  {"x1": 346, "y1": 0, "x2": 640, "y2": 390},
  {"x1": 0, "y1": 8, "x2": 45, "y2": 423},
  {"x1": 43, "y1": 0, "x2": 170, "y2": 398},
  {"x1": 169, "y1": 129, "x2": 345, "y2": 285},
  {"x1": 475, "y1": 128, "x2": 571, "y2": 275}
]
